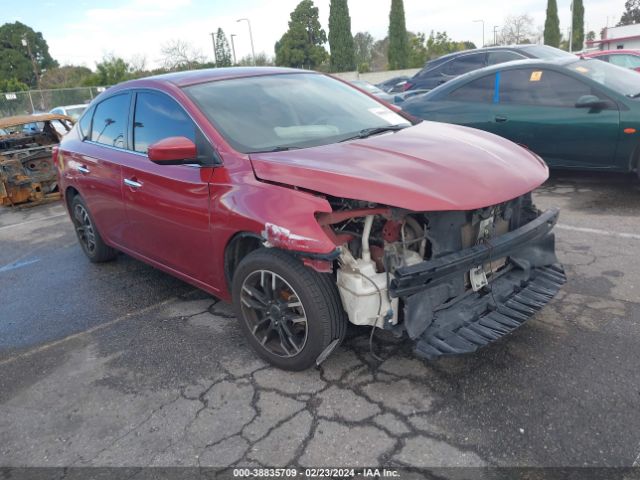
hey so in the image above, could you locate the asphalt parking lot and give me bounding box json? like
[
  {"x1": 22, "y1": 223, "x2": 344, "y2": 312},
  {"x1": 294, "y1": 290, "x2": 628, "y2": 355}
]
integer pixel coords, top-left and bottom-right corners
[{"x1": 1, "y1": 171, "x2": 640, "y2": 470}]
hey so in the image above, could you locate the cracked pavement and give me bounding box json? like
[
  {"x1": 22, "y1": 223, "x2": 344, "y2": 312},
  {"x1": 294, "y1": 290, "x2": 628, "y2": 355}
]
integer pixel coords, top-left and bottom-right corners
[{"x1": 1, "y1": 171, "x2": 640, "y2": 468}]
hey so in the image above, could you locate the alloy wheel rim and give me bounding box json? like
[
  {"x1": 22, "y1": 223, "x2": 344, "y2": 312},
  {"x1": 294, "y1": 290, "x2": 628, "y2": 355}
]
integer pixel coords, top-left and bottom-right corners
[
  {"x1": 240, "y1": 269, "x2": 308, "y2": 358},
  {"x1": 73, "y1": 204, "x2": 96, "y2": 253}
]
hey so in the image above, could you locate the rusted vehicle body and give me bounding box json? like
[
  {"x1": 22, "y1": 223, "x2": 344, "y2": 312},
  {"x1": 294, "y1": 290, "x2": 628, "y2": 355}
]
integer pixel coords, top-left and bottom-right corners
[{"x1": 0, "y1": 113, "x2": 73, "y2": 206}]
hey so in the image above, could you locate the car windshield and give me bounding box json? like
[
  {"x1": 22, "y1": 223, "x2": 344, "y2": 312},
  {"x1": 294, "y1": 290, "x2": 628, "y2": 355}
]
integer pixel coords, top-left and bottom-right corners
[
  {"x1": 184, "y1": 73, "x2": 410, "y2": 153},
  {"x1": 65, "y1": 106, "x2": 86, "y2": 121},
  {"x1": 521, "y1": 45, "x2": 575, "y2": 59},
  {"x1": 567, "y1": 58, "x2": 640, "y2": 96}
]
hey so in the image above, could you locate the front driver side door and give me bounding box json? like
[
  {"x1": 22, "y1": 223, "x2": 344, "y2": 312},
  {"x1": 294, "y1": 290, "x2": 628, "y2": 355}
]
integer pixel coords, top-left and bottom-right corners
[
  {"x1": 120, "y1": 90, "x2": 217, "y2": 285},
  {"x1": 491, "y1": 67, "x2": 620, "y2": 169}
]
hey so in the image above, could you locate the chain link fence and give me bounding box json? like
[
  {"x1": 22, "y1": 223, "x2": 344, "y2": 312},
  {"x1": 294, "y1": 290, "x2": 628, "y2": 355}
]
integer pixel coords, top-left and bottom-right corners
[{"x1": 0, "y1": 86, "x2": 109, "y2": 117}]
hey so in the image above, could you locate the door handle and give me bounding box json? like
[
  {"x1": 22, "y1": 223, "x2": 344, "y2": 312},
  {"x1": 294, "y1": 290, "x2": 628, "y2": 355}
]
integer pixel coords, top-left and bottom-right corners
[
  {"x1": 495, "y1": 115, "x2": 508, "y2": 123},
  {"x1": 124, "y1": 178, "x2": 142, "y2": 189},
  {"x1": 76, "y1": 165, "x2": 90, "y2": 174}
]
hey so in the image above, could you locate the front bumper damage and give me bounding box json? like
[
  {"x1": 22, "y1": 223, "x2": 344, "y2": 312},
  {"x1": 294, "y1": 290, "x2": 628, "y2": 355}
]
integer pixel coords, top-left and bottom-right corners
[{"x1": 390, "y1": 208, "x2": 566, "y2": 359}]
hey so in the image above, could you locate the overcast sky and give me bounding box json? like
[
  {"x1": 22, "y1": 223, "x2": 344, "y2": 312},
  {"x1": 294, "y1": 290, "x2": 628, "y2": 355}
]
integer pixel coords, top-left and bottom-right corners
[{"x1": 6, "y1": 0, "x2": 624, "y2": 69}]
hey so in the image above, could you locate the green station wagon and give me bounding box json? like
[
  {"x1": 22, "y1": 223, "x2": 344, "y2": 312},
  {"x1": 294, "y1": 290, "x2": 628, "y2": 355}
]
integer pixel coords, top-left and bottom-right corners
[{"x1": 402, "y1": 57, "x2": 640, "y2": 176}]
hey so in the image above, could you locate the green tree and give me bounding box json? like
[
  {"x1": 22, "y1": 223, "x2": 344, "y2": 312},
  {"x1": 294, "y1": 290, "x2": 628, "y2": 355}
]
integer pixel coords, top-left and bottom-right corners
[
  {"x1": 0, "y1": 21, "x2": 58, "y2": 88},
  {"x1": 40, "y1": 65, "x2": 93, "y2": 89},
  {"x1": 407, "y1": 32, "x2": 428, "y2": 68},
  {"x1": 619, "y1": 0, "x2": 640, "y2": 25},
  {"x1": 544, "y1": 0, "x2": 561, "y2": 47},
  {"x1": 571, "y1": 0, "x2": 584, "y2": 51},
  {"x1": 328, "y1": 0, "x2": 355, "y2": 72},
  {"x1": 353, "y1": 31, "x2": 374, "y2": 69},
  {"x1": 388, "y1": 0, "x2": 409, "y2": 69},
  {"x1": 0, "y1": 77, "x2": 28, "y2": 93},
  {"x1": 215, "y1": 28, "x2": 232, "y2": 67},
  {"x1": 238, "y1": 52, "x2": 273, "y2": 66},
  {"x1": 586, "y1": 30, "x2": 596, "y2": 42},
  {"x1": 84, "y1": 55, "x2": 131, "y2": 86},
  {"x1": 275, "y1": 0, "x2": 328, "y2": 69},
  {"x1": 370, "y1": 37, "x2": 389, "y2": 71},
  {"x1": 425, "y1": 31, "x2": 471, "y2": 58}
]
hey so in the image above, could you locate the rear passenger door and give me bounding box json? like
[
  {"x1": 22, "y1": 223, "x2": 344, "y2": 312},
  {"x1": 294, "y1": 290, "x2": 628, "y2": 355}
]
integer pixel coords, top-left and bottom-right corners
[
  {"x1": 492, "y1": 67, "x2": 620, "y2": 168},
  {"x1": 71, "y1": 93, "x2": 130, "y2": 245},
  {"x1": 120, "y1": 90, "x2": 216, "y2": 284}
]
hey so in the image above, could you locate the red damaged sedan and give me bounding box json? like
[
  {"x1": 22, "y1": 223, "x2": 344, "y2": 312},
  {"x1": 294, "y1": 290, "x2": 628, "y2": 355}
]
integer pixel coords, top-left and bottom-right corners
[{"x1": 56, "y1": 67, "x2": 565, "y2": 370}]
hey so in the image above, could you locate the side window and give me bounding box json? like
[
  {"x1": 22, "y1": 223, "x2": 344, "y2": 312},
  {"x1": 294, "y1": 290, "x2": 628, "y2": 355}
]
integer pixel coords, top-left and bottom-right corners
[
  {"x1": 447, "y1": 74, "x2": 495, "y2": 103},
  {"x1": 133, "y1": 91, "x2": 196, "y2": 154},
  {"x1": 487, "y1": 51, "x2": 526, "y2": 65},
  {"x1": 90, "y1": 94, "x2": 129, "y2": 148},
  {"x1": 51, "y1": 108, "x2": 62, "y2": 114},
  {"x1": 78, "y1": 106, "x2": 93, "y2": 139},
  {"x1": 443, "y1": 54, "x2": 486, "y2": 76},
  {"x1": 499, "y1": 69, "x2": 592, "y2": 108}
]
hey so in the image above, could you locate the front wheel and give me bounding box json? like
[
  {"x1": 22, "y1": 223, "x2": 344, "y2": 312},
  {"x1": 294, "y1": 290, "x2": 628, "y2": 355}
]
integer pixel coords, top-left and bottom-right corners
[
  {"x1": 232, "y1": 249, "x2": 347, "y2": 371},
  {"x1": 70, "y1": 195, "x2": 118, "y2": 263}
]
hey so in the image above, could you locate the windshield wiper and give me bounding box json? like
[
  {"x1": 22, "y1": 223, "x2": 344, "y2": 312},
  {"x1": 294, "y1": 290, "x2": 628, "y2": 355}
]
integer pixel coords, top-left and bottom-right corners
[
  {"x1": 340, "y1": 124, "x2": 409, "y2": 142},
  {"x1": 249, "y1": 145, "x2": 301, "y2": 153}
]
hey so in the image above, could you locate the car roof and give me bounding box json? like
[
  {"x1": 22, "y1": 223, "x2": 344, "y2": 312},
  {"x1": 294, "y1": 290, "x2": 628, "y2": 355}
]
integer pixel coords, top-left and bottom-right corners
[
  {"x1": 116, "y1": 66, "x2": 309, "y2": 89},
  {"x1": 426, "y1": 44, "x2": 552, "y2": 63},
  {"x1": 51, "y1": 104, "x2": 87, "y2": 111},
  {"x1": 455, "y1": 56, "x2": 579, "y2": 77}
]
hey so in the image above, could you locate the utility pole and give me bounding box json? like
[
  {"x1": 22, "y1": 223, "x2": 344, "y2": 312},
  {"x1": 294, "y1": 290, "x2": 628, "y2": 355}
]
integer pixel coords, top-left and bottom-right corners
[
  {"x1": 493, "y1": 25, "x2": 500, "y2": 46},
  {"x1": 21, "y1": 35, "x2": 40, "y2": 90},
  {"x1": 210, "y1": 32, "x2": 218, "y2": 65},
  {"x1": 569, "y1": 1, "x2": 574, "y2": 52},
  {"x1": 237, "y1": 18, "x2": 256, "y2": 65},
  {"x1": 473, "y1": 20, "x2": 485, "y2": 47},
  {"x1": 230, "y1": 34, "x2": 237, "y2": 65}
]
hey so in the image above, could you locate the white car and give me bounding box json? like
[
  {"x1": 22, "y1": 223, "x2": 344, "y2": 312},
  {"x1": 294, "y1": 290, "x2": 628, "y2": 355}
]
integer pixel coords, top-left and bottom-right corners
[{"x1": 49, "y1": 104, "x2": 87, "y2": 134}]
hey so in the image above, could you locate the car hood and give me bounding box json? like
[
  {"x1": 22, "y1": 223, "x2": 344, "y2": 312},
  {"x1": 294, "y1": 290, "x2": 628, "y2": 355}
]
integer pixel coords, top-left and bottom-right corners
[{"x1": 249, "y1": 121, "x2": 548, "y2": 211}]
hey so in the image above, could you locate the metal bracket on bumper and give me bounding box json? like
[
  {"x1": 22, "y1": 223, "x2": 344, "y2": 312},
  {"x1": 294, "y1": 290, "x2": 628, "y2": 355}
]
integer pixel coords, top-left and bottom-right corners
[{"x1": 389, "y1": 208, "x2": 566, "y2": 359}]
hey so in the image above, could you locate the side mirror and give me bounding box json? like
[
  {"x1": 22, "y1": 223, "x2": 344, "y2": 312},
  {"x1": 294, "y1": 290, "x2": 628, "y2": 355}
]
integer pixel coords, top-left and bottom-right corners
[
  {"x1": 148, "y1": 136, "x2": 197, "y2": 165},
  {"x1": 575, "y1": 95, "x2": 608, "y2": 110}
]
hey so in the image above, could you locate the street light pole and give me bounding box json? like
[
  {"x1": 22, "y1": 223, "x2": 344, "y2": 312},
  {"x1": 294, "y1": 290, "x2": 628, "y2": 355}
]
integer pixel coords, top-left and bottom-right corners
[
  {"x1": 210, "y1": 32, "x2": 218, "y2": 65},
  {"x1": 493, "y1": 25, "x2": 501, "y2": 46},
  {"x1": 22, "y1": 35, "x2": 40, "y2": 90},
  {"x1": 473, "y1": 20, "x2": 485, "y2": 47},
  {"x1": 237, "y1": 18, "x2": 256, "y2": 65},
  {"x1": 230, "y1": 34, "x2": 237, "y2": 65}
]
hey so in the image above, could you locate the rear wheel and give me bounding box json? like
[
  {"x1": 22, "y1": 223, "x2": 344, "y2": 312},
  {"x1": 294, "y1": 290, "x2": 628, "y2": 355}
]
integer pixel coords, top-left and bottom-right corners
[
  {"x1": 70, "y1": 195, "x2": 117, "y2": 263},
  {"x1": 232, "y1": 248, "x2": 346, "y2": 370}
]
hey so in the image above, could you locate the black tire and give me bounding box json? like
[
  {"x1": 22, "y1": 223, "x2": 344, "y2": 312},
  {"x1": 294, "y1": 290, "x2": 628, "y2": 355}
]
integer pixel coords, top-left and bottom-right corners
[
  {"x1": 231, "y1": 248, "x2": 347, "y2": 371},
  {"x1": 70, "y1": 195, "x2": 118, "y2": 263}
]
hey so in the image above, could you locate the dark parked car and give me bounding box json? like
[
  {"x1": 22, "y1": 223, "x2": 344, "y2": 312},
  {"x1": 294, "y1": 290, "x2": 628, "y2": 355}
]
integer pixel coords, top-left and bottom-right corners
[
  {"x1": 56, "y1": 67, "x2": 564, "y2": 370},
  {"x1": 403, "y1": 45, "x2": 574, "y2": 92},
  {"x1": 375, "y1": 75, "x2": 410, "y2": 93},
  {"x1": 402, "y1": 57, "x2": 640, "y2": 175}
]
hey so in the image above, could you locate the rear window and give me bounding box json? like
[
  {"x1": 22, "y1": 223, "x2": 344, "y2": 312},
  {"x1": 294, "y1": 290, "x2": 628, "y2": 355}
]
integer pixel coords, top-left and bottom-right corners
[{"x1": 519, "y1": 45, "x2": 575, "y2": 59}]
